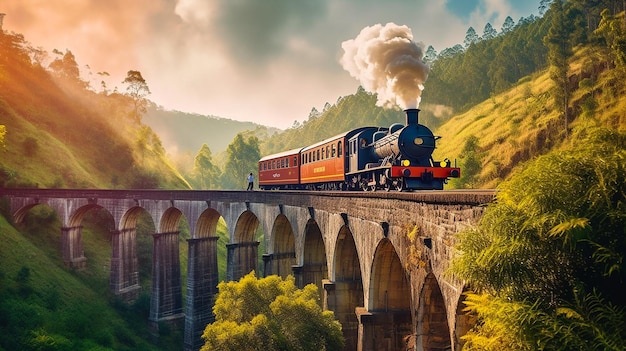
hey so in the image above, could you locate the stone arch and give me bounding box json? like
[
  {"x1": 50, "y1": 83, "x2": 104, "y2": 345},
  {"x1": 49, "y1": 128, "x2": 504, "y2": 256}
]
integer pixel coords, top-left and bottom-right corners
[
  {"x1": 159, "y1": 206, "x2": 184, "y2": 233},
  {"x1": 12, "y1": 203, "x2": 41, "y2": 225},
  {"x1": 269, "y1": 214, "x2": 296, "y2": 279},
  {"x1": 416, "y1": 273, "x2": 451, "y2": 351},
  {"x1": 302, "y1": 219, "x2": 327, "y2": 292},
  {"x1": 195, "y1": 208, "x2": 221, "y2": 238},
  {"x1": 453, "y1": 288, "x2": 476, "y2": 350},
  {"x1": 120, "y1": 206, "x2": 153, "y2": 230},
  {"x1": 361, "y1": 238, "x2": 412, "y2": 351},
  {"x1": 329, "y1": 225, "x2": 363, "y2": 351},
  {"x1": 233, "y1": 210, "x2": 259, "y2": 243},
  {"x1": 67, "y1": 204, "x2": 109, "y2": 228},
  {"x1": 369, "y1": 239, "x2": 410, "y2": 311},
  {"x1": 228, "y1": 210, "x2": 260, "y2": 281}
]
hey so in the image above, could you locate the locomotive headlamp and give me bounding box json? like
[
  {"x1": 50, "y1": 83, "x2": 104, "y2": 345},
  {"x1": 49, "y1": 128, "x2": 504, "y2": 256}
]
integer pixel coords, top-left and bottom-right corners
[
  {"x1": 402, "y1": 159, "x2": 411, "y2": 167},
  {"x1": 414, "y1": 137, "x2": 423, "y2": 145}
]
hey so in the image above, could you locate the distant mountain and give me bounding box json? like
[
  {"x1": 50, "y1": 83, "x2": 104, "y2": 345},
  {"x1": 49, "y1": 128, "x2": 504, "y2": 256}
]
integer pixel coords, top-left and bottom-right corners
[{"x1": 144, "y1": 107, "x2": 281, "y2": 156}]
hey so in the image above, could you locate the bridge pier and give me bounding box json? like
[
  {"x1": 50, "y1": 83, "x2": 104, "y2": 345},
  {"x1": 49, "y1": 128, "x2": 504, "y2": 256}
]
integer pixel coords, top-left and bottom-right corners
[
  {"x1": 226, "y1": 241, "x2": 259, "y2": 281},
  {"x1": 356, "y1": 307, "x2": 412, "y2": 351},
  {"x1": 61, "y1": 226, "x2": 86, "y2": 268},
  {"x1": 324, "y1": 279, "x2": 364, "y2": 351},
  {"x1": 150, "y1": 231, "x2": 184, "y2": 328},
  {"x1": 110, "y1": 228, "x2": 141, "y2": 301},
  {"x1": 184, "y1": 237, "x2": 219, "y2": 351},
  {"x1": 262, "y1": 251, "x2": 296, "y2": 278}
]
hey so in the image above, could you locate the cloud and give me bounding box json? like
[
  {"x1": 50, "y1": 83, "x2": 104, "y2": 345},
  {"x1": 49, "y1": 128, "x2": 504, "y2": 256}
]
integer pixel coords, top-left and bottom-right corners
[
  {"x1": 3, "y1": 0, "x2": 541, "y2": 129},
  {"x1": 340, "y1": 23, "x2": 429, "y2": 109}
]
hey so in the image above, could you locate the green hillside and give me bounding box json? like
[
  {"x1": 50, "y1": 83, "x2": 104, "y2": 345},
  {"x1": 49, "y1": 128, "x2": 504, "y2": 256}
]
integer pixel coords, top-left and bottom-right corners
[
  {"x1": 0, "y1": 203, "x2": 182, "y2": 350},
  {"x1": 0, "y1": 32, "x2": 189, "y2": 189}
]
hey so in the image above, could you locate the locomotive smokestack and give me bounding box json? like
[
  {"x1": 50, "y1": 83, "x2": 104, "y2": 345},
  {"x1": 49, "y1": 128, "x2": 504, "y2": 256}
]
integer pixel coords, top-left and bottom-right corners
[{"x1": 405, "y1": 108, "x2": 419, "y2": 125}]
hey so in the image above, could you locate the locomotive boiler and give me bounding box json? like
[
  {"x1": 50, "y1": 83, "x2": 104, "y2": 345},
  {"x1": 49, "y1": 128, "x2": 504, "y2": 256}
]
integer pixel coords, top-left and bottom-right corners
[{"x1": 371, "y1": 108, "x2": 437, "y2": 166}]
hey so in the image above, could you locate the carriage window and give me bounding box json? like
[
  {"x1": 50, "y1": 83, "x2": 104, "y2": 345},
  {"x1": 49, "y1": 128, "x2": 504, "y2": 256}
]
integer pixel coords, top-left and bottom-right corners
[
  {"x1": 286, "y1": 158, "x2": 289, "y2": 168},
  {"x1": 326, "y1": 146, "x2": 329, "y2": 159},
  {"x1": 338, "y1": 141, "x2": 342, "y2": 157},
  {"x1": 322, "y1": 148, "x2": 325, "y2": 160},
  {"x1": 332, "y1": 144, "x2": 336, "y2": 157},
  {"x1": 317, "y1": 149, "x2": 320, "y2": 161},
  {"x1": 293, "y1": 156, "x2": 297, "y2": 166}
]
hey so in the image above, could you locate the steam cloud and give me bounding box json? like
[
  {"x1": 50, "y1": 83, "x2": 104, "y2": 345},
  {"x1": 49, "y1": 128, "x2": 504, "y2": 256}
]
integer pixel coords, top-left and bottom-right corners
[{"x1": 340, "y1": 23, "x2": 429, "y2": 109}]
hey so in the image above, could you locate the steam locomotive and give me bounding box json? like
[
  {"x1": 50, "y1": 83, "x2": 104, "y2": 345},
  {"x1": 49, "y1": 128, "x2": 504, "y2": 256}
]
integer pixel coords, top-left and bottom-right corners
[{"x1": 258, "y1": 109, "x2": 460, "y2": 191}]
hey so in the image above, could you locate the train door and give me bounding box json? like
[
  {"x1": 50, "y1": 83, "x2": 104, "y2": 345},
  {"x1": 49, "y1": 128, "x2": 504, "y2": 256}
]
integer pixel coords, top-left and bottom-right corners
[{"x1": 347, "y1": 136, "x2": 359, "y2": 173}]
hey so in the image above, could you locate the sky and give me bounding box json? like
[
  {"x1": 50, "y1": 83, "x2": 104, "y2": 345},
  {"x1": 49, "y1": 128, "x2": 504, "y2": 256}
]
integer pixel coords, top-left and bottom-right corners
[{"x1": 2, "y1": 0, "x2": 540, "y2": 129}]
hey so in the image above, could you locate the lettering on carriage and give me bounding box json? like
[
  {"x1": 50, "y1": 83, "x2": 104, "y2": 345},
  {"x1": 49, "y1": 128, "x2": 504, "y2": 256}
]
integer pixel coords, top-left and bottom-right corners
[
  {"x1": 273, "y1": 173, "x2": 281, "y2": 178},
  {"x1": 314, "y1": 166, "x2": 326, "y2": 173}
]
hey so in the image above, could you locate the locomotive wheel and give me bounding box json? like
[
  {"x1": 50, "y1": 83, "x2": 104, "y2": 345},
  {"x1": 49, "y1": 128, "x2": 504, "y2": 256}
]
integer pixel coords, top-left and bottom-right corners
[{"x1": 393, "y1": 179, "x2": 404, "y2": 191}]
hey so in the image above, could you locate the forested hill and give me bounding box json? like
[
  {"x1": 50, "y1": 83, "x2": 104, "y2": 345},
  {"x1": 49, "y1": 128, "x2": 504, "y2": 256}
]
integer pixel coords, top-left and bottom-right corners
[
  {"x1": 143, "y1": 107, "x2": 280, "y2": 157},
  {"x1": 0, "y1": 31, "x2": 191, "y2": 189}
]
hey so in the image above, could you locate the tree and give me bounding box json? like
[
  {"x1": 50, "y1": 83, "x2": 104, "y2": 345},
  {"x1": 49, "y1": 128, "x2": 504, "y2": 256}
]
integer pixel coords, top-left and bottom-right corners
[
  {"x1": 539, "y1": 0, "x2": 552, "y2": 16},
  {"x1": 202, "y1": 272, "x2": 344, "y2": 351},
  {"x1": 192, "y1": 144, "x2": 220, "y2": 189},
  {"x1": 122, "y1": 70, "x2": 151, "y2": 123},
  {"x1": 500, "y1": 16, "x2": 515, "y2": 34},
  {"x1": 221, "y1": 133, "x2": 261, "y2": 189},
  {"x1": 49, "y1": 49, "x2": 85, "y2": 87},
  {"x1": 544, "y1": 0, "x2": 574, "y2": 138},
  {"x1": 595, "y1": 9, "x2": 626, "y2": 67},
  {"x1": 452, "y1": 128, "x2": 626, "y2": 350},
  {"x1": 464, "y1": 27, "x2": 480, "y2": 47},
  {"x1": 424, "y1": 45, "x2": 438, "y2": 63},
  {"x1": 482, "y1": 23, "x2": 497, "y2": 41}
]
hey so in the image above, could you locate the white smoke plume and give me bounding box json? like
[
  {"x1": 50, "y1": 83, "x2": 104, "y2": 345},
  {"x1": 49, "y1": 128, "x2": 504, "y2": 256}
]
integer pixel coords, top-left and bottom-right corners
[{"x1": 340, "y1": 23, "x2": 429, "y2": 109}]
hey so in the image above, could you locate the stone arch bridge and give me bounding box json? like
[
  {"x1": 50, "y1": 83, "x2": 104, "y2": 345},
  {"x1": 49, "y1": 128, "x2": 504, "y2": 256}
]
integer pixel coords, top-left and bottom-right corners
[{"x1": 0, "y1": 188, "x2": 494, "y2": 351}]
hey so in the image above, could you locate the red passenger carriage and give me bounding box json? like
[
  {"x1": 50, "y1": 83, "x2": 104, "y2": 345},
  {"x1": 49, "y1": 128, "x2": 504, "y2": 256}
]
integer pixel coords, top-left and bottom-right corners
[{"x1": 258, "y1": 148, "x2": 302, "y2": 190}]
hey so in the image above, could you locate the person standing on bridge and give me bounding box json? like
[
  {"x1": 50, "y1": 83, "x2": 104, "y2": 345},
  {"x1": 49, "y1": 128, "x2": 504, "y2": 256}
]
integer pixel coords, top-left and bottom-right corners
[{"x1": 247, "y1": 173, "x2": 254, "y2": 191}]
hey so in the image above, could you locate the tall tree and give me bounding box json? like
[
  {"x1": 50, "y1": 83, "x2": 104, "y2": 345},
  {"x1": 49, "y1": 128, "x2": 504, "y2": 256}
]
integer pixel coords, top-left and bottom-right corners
[
  {"x1": 500, "y1": 16, "x2": 515, "y2": 34},
  {"x1": 192, "y1": 144, "x2": 220, "y2": 189},
  {"x1": 122, "y1": 70, "x2": 151, "y2": 123},
  {"x1": 539, "y1": 0, "x2": 553, "y2": 16},
  {"x1": 49, "y1": 49, "x2": 85, "y2": 87},
  {"x1": 424, "y1": 45, "x2": 438, "y2": 63},
  {"x1": 482, "y1": 23, "x2": 498, "y2": 41},
  {"x1": 221, "y1": 133, "x2": 261, "y2": 189},
  {"x1": 464, "y1": 27, "x2": 480, "y2": 47},
  {"x1": 595, "y1": 8, "x2": 626, "y2": 67},
  {"x1": 544, "y1": 0, "x2": 574, "y2": 138}
]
